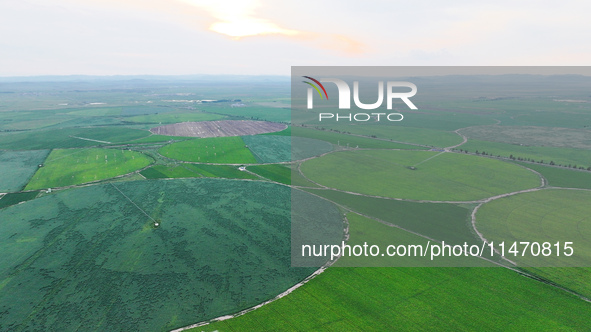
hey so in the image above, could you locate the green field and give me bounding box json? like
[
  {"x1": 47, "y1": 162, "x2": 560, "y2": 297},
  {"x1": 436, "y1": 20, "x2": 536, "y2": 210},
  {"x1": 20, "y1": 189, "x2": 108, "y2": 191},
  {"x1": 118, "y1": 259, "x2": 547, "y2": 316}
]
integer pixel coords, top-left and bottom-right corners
[
  {"x1": 140, "y1": 165, "x2": 200, "y2": 179},
  {"x1": 475, "y1": 189, "x2": 591, "y2": 296},
  {"x1": 304, "y1": 189, "x2": 478, "y2": 246},
  {"x1": 301, "y1": 150, "x2": 541, "y2": 201},
  {"x1": 198, "y1": 266, "x2": 591, "y2": 331},
  {"x1": 460, "y1": 139, "x2": 591, "y2": 168},
  {"x1": 195, "y1": 213, "x2": 591, "y2": 331},
  {"x1": 0, "y1": 150, "x2": 50, "y2": 192},
  {"x1": 0, "y1": 191, "x2": 39, "y2": 209},
  {"x1": 0, "y1": 118, "x2": 71, "y2": 131},
  {"x1": 159, "y1": 136, "x2": 258, "y2": 164},
  {"x1": 141, "y1": 164, "x2": 259, "y2": 180},
  {"x1": 459, "y1": 125, "x2": 591, "y2": 149},
  {"x1": 395, "y1": 110, "x2": 496, "y2": 131},
  {"x1": 292, "y1": 127, "x2": 428, "y2": 150},
  {"x1": 243, "y1": 135, "x2": 333, "y2": 163},
  {"x1": 201, "y1": 104, "x2": 291, "y2": 123},
  {"x1": 125, "y1": 111, "x2": 225, "y2": 124},
  {"x1": 320, "y1": 124, "x2": 463, "y2": 147},
  {"x1": 0, "y1": 179, "x2": 343, "y2": 331},
  {"x1": 4, "y1": 75, "x2": 591, "y2": 331},
  {"x1": 514, "y1": 162, "x2": 591, "y2": 189},
  {"x1": 0, "y1": 127, "x2": 152, "y2": 150},
  {"x1": 248, "y1": 164, "x2": 291, "y2": 184},
  {"x1": 160, "y1": 135, "x2": 333, "y2": 164},
  {"x1": 65, "y1": 107, "x2": 123, "y2": 117},
  {"x1": 332, "y1": 212, "x2": 489, "y2": 267},
  {"x1": 290, "y1": 166, "x2": 322, "y2": 188},
  {"x1": 25, "y1": 148, "x2": 152, "y2": 190},
  {"x1": 119, "y1": 134, "x2": 190, "y2": 144},
  {"x1": 120, "y1": 105, "x2": 179, "y2": 116},
  {"x1": 262, "y1": 126, "x2": 291, "y2": 136}
]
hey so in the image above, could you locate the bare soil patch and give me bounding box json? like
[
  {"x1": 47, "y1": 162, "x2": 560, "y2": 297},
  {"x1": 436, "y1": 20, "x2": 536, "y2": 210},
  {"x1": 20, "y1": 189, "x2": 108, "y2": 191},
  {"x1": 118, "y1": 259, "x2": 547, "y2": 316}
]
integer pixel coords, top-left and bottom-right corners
[{"x1": 149, "y1": 120, "x2": 287, "y2": 138}]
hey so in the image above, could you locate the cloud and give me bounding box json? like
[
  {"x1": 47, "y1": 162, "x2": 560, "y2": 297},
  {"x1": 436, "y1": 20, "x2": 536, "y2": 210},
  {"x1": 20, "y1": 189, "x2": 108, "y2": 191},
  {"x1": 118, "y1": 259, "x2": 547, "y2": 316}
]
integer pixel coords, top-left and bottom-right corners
[
  {"x1": 49, "y1": 0, "x2": 364, "y2": 54},
  {"x1": 178, "y1": 0, "x2": 298, "y2": 38},
  {"x1": 175, "y1": 0, "x2": 365, "y2": 54}
]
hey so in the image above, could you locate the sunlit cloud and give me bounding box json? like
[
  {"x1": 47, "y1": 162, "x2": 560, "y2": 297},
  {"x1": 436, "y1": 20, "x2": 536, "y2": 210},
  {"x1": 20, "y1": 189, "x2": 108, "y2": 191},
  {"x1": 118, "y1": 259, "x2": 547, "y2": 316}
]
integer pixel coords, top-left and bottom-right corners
[
  {"x1": 178, "y1": 0, "x2": 299, "y2": 38},
  {"x1": 50, "y1": 0, "x2": 364, "y2": 54},
  {"x1": 210, "y1": 19, "x2": 298, "y2": 38}
]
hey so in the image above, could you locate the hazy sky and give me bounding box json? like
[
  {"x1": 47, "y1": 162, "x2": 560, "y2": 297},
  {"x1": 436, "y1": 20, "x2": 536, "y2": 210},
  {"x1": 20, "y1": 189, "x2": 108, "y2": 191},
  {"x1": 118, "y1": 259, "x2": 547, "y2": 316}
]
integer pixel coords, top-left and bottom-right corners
[{"x1": 1, "y1": 0, "x2": 590, "y2": 76}]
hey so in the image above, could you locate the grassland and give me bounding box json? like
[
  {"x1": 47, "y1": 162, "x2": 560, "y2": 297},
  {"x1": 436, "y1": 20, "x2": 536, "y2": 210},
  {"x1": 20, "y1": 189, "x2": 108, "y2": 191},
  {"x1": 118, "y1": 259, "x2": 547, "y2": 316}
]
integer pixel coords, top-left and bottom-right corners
[
  {"x1": 460, "y1": 139, "x2": 591, "y2": 168},
  {"x1": 0, "y1": 179, "x2": 333, "y2": 331},
  {"x1": 301, "y1": 150, "x2": 540, "y2": 201},
  {"x1": 159, "y1": 136, "x2": 258, "y2": 164},
  {"x1": 292, "y1": 127, "x2": 428, "y2": 150},
  {"x1": 247, "y1": 164, "x2": 291, "y2": 184},
  {"x1": 475, "y1": 189, "x2": 591, "y2": 297},
  {"x1": 25, "y1": 148, "x2": 152, "y2": 190},
  {"x1": 195, "y1": 213, "x2": 591, "y2": 331},
  {"x1": 514, "y1": 162, "x2": 591, "y2": 189},
  {"x1": 0, "y1": 150, "x2": 50, "y2": 192},
  {"x1": 141, "y1": 164, "x2": 259, "y2": 180},
  {"x1": 0, "y1": 127, "x2": 151, "y2": 150}
]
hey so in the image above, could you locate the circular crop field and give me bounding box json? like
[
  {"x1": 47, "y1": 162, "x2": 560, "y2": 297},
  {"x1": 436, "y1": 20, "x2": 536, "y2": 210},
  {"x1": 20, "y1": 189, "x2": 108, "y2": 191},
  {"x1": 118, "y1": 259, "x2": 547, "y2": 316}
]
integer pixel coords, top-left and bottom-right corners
[
  {"x1": 0, "y1": 179, "x2": 342, "y2": 331},
  {"x1": 475, "y1": 189, "x2": 591, "y2": 265},
  {"x1": 475, "y1": 189, "x2": 591, "y2": 296},
  {"x1": 300, "y1": 150, "x2": 541, "y2": 201},
  {"x1": 150, "y1": 120, "x2": 287, "y2": 138}
]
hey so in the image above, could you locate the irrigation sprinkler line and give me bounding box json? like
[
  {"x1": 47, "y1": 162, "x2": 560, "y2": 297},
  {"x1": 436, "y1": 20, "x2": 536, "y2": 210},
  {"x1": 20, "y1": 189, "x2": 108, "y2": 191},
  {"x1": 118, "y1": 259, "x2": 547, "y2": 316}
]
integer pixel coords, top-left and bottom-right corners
[
  {"x1": 69, "y1": 136, "x2": 112, "y2": 144},
  {"x1": 247, "y1": 146, "x2": 265, "y2": 162},
  {"x1": 110, "y1": 183, "x2": 156, "y2": 222},
  {"x1": 413, "y1": 150, "x2": 447, "y2": 167}
]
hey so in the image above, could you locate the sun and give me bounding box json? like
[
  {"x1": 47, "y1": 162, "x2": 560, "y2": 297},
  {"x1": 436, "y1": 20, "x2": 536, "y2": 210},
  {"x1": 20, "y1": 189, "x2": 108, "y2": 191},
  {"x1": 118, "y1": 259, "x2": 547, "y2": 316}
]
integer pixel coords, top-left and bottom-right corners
[{"x1": 210, "y1": 18, "x2": 299, "y2": 38}]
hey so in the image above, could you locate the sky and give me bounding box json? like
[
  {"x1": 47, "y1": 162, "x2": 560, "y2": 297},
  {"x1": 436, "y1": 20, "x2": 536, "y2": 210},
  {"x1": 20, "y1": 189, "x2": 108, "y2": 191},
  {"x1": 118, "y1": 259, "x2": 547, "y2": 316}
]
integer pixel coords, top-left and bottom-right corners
[{"x1": 1, "y1": 0, "x2": 590, "y2": 76}]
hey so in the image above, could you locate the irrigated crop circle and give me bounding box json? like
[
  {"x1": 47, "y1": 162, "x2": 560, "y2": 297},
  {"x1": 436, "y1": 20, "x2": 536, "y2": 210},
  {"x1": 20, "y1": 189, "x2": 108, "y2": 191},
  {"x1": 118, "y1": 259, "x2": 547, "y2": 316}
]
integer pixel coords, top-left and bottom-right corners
[
  {"x1": 300, "y1": 150, "x2": 541, "y2": 201},
  {"x1": 0, "y1": 179, "x2": 341, "y2": 331}
]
